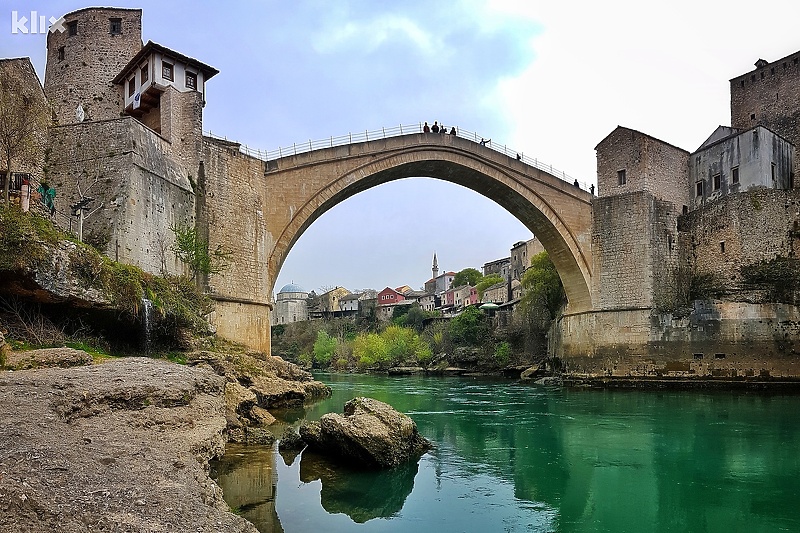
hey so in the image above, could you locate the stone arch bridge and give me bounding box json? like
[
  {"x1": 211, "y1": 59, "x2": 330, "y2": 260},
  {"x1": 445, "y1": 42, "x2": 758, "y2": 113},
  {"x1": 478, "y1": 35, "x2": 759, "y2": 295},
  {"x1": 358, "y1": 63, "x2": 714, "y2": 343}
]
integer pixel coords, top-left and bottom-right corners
[{"x1": 198, "y1": 132, "x2": 593, "y2": 352}]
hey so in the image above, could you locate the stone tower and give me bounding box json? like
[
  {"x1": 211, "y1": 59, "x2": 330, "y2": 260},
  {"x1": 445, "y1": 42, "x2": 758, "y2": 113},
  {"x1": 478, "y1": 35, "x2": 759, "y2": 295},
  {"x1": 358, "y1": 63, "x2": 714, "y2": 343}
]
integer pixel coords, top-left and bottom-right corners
[
  {"x1": 44, "y1": 7, "x2": 143, "y2": 124},
  {"x1": 730, "y1": 51, "x2": 800, "y2": 184}
]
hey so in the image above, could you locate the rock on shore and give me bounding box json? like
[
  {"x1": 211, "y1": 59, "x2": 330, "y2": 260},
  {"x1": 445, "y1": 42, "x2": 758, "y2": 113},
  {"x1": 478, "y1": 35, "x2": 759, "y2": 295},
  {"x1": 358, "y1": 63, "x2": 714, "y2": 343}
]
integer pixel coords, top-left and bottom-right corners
[
  {"x1": 0, "y1": 358, "x2": 258, "y2": 532},
  {"x1": 300, "y1": 397, "x2": 431, "y2": 469}
]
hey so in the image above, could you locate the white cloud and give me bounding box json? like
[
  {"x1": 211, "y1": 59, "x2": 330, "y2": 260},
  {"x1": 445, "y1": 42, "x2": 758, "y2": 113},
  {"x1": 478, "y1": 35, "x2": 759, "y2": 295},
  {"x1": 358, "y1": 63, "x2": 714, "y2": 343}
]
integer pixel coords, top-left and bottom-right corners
[{"x1": 312, "y1": 14, "x2": 434, "y2": 56}]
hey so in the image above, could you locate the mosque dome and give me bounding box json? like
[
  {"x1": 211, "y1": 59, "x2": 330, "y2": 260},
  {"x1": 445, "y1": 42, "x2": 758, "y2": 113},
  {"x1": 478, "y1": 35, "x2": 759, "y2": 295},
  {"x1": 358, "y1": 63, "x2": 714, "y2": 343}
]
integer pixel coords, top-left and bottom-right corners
[{"x1": 278, "y1": 283, "x2": 306, "y2": 294}]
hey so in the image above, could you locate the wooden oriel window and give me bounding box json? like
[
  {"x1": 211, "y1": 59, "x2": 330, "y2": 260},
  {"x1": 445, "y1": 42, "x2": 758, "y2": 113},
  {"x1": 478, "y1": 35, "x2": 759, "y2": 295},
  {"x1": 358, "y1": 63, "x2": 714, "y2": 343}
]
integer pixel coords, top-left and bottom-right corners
[
  {"x1": 162, "y1": 61, "x2": 173, "y2": 82},
  {"x1": 128, "y1": 78, "x2": 135, "y2": 97},
  {"x1": 140, "y1": 64, "x2": 148, "y2": 84},
  {"x1": 185, "y1": 71, "x2": 197, "y2": 90}
]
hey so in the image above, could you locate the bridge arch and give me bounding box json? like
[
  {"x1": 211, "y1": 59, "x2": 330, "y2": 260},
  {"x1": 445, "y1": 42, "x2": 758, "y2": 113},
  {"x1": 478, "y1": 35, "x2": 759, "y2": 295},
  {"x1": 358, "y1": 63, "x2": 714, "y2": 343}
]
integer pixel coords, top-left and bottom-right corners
[
  {"x1": 266, "y1": 136, "x2": 594, "y2": 312},
  {"x1": 201, "y1": 133, "x2": 594, "y2": 351}
]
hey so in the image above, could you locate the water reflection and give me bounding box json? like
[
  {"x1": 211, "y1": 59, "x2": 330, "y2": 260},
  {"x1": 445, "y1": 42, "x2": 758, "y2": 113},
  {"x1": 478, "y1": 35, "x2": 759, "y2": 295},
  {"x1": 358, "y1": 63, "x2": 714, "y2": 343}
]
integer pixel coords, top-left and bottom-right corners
[
  {"x1": 211, "y1": 444, "x2": 283, "y2": 533},
  {"x1": 298, "y1": 450, "x2": 418, "y2": 523},
  {"x1": 216, "y1": 374, "x2": 800, "y2": 533}
]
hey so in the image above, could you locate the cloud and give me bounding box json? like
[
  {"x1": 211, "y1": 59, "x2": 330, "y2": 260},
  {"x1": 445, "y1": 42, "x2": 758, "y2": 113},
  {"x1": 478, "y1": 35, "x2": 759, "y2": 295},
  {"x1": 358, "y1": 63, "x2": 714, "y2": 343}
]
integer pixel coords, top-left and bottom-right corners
[{"x1": 312, "y1": 15, "x2": 434, "y2": 56}]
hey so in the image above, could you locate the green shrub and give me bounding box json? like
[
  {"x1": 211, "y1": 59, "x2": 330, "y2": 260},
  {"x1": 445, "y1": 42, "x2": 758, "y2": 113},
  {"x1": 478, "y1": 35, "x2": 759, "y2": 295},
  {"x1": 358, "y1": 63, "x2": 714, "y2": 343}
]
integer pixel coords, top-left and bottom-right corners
[
  {"x1": 494, "y1": 341, "x2": 511, "y2": 366},
  {"x1": 313, "y1": 331, "x2": 337, "y2": 366}
]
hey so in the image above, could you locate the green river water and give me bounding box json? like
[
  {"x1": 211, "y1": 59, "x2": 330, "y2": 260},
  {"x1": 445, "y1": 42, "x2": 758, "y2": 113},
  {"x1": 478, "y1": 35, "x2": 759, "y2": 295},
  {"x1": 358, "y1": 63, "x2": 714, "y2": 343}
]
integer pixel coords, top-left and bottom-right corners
[{"x1": 211, "y1": 373, "x2": 800, "y2": 532}]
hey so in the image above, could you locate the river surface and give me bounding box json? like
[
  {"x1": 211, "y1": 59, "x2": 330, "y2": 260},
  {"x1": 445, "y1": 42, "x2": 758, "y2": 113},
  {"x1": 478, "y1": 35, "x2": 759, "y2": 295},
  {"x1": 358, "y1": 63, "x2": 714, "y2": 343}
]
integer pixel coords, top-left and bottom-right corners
[{"x1": 211, "y1": 373, "x2": 800, "y2": 532}]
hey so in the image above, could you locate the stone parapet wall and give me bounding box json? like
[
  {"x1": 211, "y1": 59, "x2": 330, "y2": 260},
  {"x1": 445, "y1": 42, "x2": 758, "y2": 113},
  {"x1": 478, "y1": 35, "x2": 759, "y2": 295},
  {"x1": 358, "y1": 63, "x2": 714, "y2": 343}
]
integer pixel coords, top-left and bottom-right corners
[
  {"x1": 554, "y1": 301, "x2": 800, "y2": 378},
  {"x1": 199, "y1": 139, "x2": 273, "y2": 307},
  {"x1": 678, "y1": 188, "x2": 800, "y2": 288},
  {"x1": 47, "y1": 117, "x2": 193, "y2": 274}
]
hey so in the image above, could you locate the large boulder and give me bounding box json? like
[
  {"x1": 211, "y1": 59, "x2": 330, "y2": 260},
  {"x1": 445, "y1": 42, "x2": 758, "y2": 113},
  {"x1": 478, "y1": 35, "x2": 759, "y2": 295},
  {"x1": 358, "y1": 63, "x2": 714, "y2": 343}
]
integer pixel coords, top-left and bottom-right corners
[{"x1": 299, "y1": 397, "x2": 431, "y2": 469}]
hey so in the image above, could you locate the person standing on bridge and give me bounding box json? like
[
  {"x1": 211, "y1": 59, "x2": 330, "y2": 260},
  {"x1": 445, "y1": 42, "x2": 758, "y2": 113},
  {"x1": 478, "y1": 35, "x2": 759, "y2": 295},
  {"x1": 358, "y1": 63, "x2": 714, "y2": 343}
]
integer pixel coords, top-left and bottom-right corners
[
  {"x1": 432, "y1": 121, "x2": 440, "y2": 133},
  {"x1": 423, "y1": 121, "x2": 430, "y2": 133},
  {"x1": 450, "y1": 126, "x2": 457, "y2": 135}
]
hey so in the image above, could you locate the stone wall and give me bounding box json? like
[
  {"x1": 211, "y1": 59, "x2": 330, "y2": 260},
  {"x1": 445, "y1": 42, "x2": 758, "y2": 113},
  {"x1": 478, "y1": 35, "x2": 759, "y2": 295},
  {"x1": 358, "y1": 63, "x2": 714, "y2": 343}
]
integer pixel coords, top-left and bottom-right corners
[
  {"x1": 510, "y1": 237, "x2": 544, "y2": 280},
  {"x1": 591, "y1": 191, "x2": 680, "y2": 310},
  {"x1": 730, "y1": 51, "x2": 800, "y2": 182},
  {"x1": 554, "y1": 302, "x2": 800, "y2": 379},
  {"x1": 596, "y1": 126, "x2": 690, "y2": 209},
  {"x1": 678, "y1": 188, "x2": 800, "y2": 290},
  {"x1": 44, "y1": 7, "x2": 142, "y2": 124},
  {"x1": 47, "y1": 117, "x2": 194, "y2": 275},
  {"x1": 161, "y1": 87, "x2": 204, "y2": 174},
  {"x1": 199, "y1": 139, "x2": 274, "y2": 351}
]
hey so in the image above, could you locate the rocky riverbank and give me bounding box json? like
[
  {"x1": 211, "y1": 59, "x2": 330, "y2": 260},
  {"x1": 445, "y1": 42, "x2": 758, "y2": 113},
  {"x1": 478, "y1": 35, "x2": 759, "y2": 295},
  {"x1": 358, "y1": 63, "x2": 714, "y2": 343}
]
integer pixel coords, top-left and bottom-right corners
[{"x1": 0, "y1": 350, "x2": 330, "y2": 532}]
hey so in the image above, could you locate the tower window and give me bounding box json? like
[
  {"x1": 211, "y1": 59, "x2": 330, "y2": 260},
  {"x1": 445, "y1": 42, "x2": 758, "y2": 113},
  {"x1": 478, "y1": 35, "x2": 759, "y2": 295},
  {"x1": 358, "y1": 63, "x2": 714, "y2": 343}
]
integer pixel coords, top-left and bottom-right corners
[
  {"x1": 162, "y1": 62, "x2": 174, "y2": 82},
  {"x1": 185, "y1": 71, "x2": 197, "y2": 90},
  {"x1": 58, "y1": 46, "x2": 65, "y2": 61},
  {"x1": 67, "y1": 21, "x2": 78, "y2": 36},
  {"x1": 617, "y1": 169, "x2": 626, "y2": 185},
  {"x1": 772, "y1": 163, "x2": 777, "y2": 182},
  {"x1": 109, "y1": 18, "x2": 122, "y2": 35},
  {"x1": 751, "y1": 113, "x2": 756, "y2": 120},
  {"x1": 732, "y1": 167, "x2": 739, "y2": 184},
  {"x1": 696, "y1": 181, "x2": 704, "y2": 197},
  {"x1": 720, "y1": 241, "x2": 725, "y2": 253},
  {"x1": 713, "y1": 174, "x2": 721, "y2": 191}
]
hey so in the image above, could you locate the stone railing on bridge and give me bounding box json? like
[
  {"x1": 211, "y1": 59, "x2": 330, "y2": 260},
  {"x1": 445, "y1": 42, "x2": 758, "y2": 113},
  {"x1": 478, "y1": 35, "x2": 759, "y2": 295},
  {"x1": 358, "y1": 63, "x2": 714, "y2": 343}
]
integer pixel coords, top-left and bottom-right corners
[{"x1": 203, "y1": 124, "x2": 592, "y2": 190}]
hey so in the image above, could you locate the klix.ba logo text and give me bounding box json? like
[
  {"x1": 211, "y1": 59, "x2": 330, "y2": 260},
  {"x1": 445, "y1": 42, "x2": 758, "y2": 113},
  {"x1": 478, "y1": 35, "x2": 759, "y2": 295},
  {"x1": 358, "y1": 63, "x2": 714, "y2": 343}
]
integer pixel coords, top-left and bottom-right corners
[{"x1": 10, "y1": 10, "x2": 65, "y2": 34}]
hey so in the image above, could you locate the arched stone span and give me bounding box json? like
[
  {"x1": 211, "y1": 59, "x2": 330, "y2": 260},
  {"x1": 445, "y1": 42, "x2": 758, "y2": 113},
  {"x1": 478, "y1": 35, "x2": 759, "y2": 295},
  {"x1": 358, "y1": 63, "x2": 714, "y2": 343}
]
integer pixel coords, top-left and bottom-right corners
[{"x1": 201, "y1": 133, "x2": 594, "y2": 351}]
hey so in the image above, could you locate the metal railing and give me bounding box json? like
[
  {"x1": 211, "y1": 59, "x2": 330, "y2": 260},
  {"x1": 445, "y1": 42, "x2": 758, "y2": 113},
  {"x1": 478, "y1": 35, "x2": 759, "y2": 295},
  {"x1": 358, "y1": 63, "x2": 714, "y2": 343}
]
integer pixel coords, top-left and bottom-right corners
[{"x1": 203, "y1": 123, "x2": 591, "y2": 190}]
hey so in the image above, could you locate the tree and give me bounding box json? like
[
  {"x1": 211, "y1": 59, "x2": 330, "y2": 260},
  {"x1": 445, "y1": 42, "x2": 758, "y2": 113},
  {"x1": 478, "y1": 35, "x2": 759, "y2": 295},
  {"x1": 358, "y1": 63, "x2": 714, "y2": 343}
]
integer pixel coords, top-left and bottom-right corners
[
  {"x1": 313, "y1": 330, "x2": 337, "y2": 366},
  {"x1": 0, "y1": 67, "x2": 49, "y2": 203},
  {"x1": 520, "y1": 251, "x2": 564, "y2": 321},
  {"x1": 449, "y1": 306, "x2": 490, "y2": 346},
  {"x1": 452, "y1": 267, "x2": 482, "y2": 288},
  {"x1": 171, "y1": 224, "x2": 230, "y2": 280}
]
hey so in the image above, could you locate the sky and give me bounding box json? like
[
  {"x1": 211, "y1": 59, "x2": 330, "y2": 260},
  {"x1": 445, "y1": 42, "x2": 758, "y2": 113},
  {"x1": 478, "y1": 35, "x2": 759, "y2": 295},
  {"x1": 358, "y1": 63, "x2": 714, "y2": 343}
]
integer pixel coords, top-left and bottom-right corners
[{"x1": 3, "y1": 0, "x2": 800, "y2": 294}]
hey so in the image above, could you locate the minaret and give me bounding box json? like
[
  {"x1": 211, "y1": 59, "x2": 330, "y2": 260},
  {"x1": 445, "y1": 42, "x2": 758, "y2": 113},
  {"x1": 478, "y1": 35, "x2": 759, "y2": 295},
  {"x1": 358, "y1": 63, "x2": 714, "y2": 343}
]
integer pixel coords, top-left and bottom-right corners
[{"x1": 432, "y1": 252, "x2": 439, "y2": 279}]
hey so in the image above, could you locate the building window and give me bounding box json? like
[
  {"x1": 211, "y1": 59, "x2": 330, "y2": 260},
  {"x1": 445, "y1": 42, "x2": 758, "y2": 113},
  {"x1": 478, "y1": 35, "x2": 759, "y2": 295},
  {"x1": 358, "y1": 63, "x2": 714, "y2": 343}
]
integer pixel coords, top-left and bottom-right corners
[
  {"x1": 720, "y1": 241, "x2": 725, "y2": 253},
  {"x1": 772, "y1": 163, "x2": 777, "y2": 182},
  {"x1": 68, "y1": 21, "x2": 78, "y2": 36},
  {"x1": 617, "y1": 169, "x2": 626, "y2": 185},
  {"x1": 740, "y1": 80, "x2": 745, "y2": 88},
  {"x1": 128, "y1": 78, "x2": 135, "y2": 97},
  {"x1": 109, "y1": 18, "x2": 122, "y2": 34},
  {"x1": 162, "y1": 62, "x2": 174, "y2": 82},
  {"x1": 185, "y1": 71, "x2": 197, "y2": 90},
  {"x1": 751, "y1": 74, "x2": 756, "y2": 82},
  {"x1": 696, "y1": 181, "x2": 704, "y2": 197},
  {"x1": 751, "y1": 113, "x2": 756, "y2": 120},
  {"x1": 58, "y1": 46, "x2": 65, "y2": 61},
  {"x1": 141, "y1": 64, "x2": 148, "y2": 84},
  {"x1": 713, "y1": 174, "x2": 721, "y2": 191}
]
